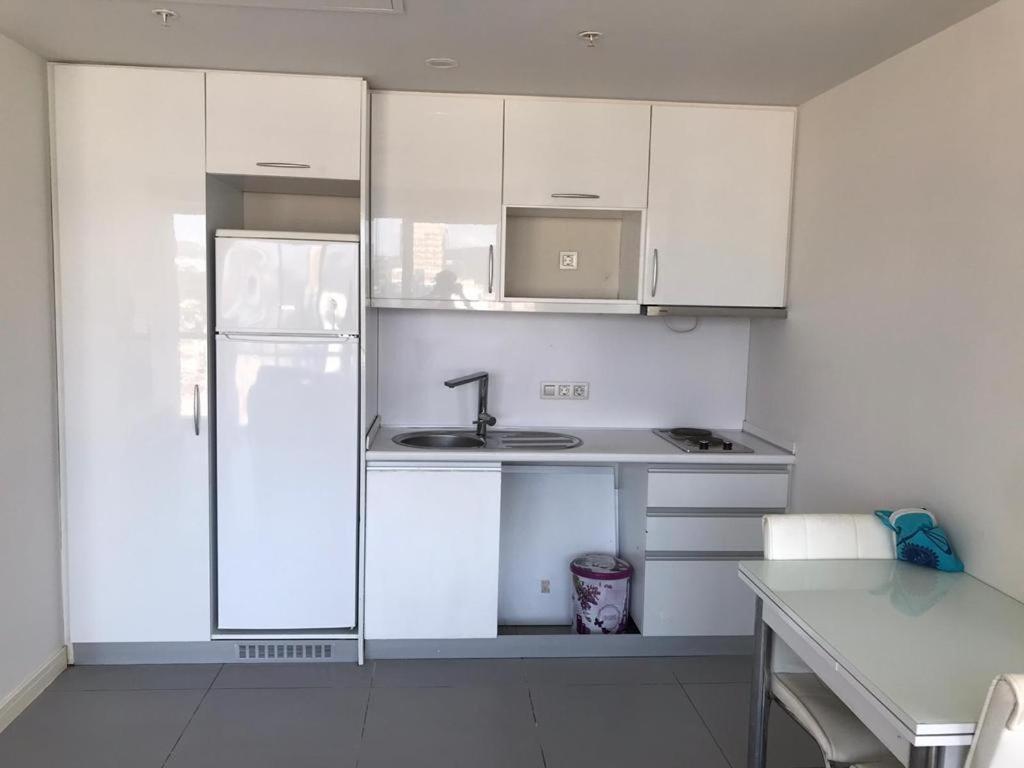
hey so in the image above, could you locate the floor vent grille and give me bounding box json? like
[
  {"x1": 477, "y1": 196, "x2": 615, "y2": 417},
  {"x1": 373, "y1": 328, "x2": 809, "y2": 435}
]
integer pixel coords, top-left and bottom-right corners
[{"x1": 236, "y1": 643, "x2": 334, "y2": 661}]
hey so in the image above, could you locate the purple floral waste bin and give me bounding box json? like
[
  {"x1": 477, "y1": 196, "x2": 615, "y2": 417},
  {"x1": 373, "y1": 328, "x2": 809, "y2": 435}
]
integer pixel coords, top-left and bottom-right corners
[{"x1": 570, "y1": 554, "x2": 633, "y2": 634}]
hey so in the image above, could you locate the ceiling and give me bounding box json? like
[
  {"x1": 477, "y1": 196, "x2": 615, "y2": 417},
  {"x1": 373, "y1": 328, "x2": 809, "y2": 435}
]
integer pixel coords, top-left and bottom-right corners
[{"x1": 0, "y1": 0, "x2": 999, "y2": 105}]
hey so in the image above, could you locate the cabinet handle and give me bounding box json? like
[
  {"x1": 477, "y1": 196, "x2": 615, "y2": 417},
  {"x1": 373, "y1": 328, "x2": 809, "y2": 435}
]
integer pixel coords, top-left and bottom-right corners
[
  {"x1": 255, "y1": 162, "x2": 311, "y2": 169},
  {"x1": 651, "y1": 248, "x2": 659, "y2": 298},
  {"x1": 551, "y1": 193, "x2": 600, "y2": 200},
  {"x1": 487, "y1": 244, "x2": 495, "y2": 295},
  {"x1": 193, "y1": 384, "x2": 201, "y2": 436}
]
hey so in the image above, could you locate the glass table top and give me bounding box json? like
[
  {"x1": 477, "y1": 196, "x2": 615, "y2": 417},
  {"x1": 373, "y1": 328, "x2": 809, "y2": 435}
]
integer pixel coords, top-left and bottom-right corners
[{"x1": 740, "y1": 560, "x2": 1024, "y2": 735}]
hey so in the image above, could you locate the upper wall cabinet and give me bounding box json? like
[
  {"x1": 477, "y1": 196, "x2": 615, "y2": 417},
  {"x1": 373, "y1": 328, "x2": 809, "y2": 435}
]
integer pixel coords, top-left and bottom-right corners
[
  {"x1": 503, "y1": 99, "x2": 651, "y2": 209},
  {"x1": 644, "y1": 105, "x2": 795, "y2": 307},
  {"x1": 206, "y1": 72, "x2": 363, "y2": 180},
  {"x1": 371, "y1": 92, "x2": 503, "y2": 303}
]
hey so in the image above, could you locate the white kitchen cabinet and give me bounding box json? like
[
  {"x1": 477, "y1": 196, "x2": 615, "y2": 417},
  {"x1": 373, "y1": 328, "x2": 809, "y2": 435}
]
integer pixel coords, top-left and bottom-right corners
[
  {"x1": 365, "y1": 464, "x2": 502, "y2": 639},
  {"x1": 644, "y1": 104, "x2": 796, "y2": 307},
  {"x1": 52, "y1": 65, "x2": 211, "y2": 642},
  {"x1": 206, "y1": 72, "x2": 363, "y2": 180},
  {"x1": 503, "y1": 98, "x2": 651, "y2": 209},
  {"x1": 643, "y1": 559, "x2": 757, "y2": 636},
  {"x1": 371, "y1": 92, "x2": 503, "y2": 303}
]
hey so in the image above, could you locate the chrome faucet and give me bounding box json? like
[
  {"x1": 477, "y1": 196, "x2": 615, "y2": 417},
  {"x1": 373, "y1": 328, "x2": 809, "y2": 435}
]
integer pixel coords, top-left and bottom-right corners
[{"x1": 444, "y1": 371, "x2": 497, "y2": 438}]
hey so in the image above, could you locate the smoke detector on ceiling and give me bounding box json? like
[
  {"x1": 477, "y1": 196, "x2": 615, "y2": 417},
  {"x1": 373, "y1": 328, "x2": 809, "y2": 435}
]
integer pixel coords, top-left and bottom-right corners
[
  {"x1": 425, "y1": 57, "x2": 458, "y2": 69},
  {"x1": 152, "y1": 8, "x2": 179, "y2": 27},
  {"x1": 577, "y1": 30, "x2": 603, "y2": 48}
]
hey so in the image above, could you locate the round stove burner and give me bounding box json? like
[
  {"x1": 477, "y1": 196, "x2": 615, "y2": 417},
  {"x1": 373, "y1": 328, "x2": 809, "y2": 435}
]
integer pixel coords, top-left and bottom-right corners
[{"x1": 668, "y1": 427, "x2": 713, "y2": 439}]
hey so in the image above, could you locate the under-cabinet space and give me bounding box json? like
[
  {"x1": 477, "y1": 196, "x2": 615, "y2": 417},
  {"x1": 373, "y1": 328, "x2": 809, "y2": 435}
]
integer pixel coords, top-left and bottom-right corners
[
  {"x1": 498, "y1": 466, "x2": 617, "y2": 626},
  {"x1": 503, "y1": 207, "x2": 642, "y2": 305}
]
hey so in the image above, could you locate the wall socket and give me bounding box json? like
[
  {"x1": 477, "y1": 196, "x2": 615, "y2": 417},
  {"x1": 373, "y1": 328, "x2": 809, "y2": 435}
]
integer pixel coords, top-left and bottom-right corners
[
  {"x1": 540, "y1": 381, "x2": 590, "y2": 400},
  {"x1": 559, "y1": 251, "x2": 579, "y2": 270}
]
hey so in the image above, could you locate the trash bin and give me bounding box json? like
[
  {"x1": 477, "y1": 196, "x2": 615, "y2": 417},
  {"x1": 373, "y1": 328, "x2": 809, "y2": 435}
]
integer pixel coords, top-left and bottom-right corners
[{"x1": 570, "y1": 553, "x2": 633, "y2": 634}]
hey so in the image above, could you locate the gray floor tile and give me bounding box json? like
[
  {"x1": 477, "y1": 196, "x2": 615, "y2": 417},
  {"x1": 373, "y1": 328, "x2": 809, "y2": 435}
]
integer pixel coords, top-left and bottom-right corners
[
  {"x1": 212, "y1": 661, "x2": 372, "y2": 689},
  {"x1": 372, "y1": 659, "x2": 527, "y2": 688},
  {"x1": 165, "y1": 687, "x2": 368, "y2": 768},
  {"x1": 359, "y1": 686, "x2": 544, "y2": 768},
  {"x1": 684, "y1": 682, "x2": 825, "y2": 768},
  {"x1": 670, "y1": 655, "x2": 754, "y2": 684},
  {"x1": 0, "y1": 689, "x2": 202, "y2": 768},
  {"x1": 532, "y1": 683, "x2": 730, "y2": 768},
  {"x1": 49, "y1": 663, "x2": 221, "y2": 691},
  {"x1": 523, "y1": 656, "x2": 676, "y2": 686}
]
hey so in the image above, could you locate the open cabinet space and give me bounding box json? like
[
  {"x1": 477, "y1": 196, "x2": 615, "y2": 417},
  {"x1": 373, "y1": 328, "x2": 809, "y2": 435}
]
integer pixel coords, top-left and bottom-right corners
[{"x1": 502, "y1": 207, "x2": 642, "y2": 309}]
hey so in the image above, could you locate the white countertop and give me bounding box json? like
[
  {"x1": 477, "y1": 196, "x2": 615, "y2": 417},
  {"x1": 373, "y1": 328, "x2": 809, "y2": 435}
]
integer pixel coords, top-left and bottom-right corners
[{"x1": 367, "y1": 427, "x2": 794, "y2": 465}]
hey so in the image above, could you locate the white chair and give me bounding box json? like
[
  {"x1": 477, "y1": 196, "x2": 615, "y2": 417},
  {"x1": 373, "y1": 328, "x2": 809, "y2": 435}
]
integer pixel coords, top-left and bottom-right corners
[
  {"x1": 852, "y1": 674, "x2": 1024, "y2": 768},
  {"x1": 762, "y1": 513, "x2": 896, "y2": 767}
]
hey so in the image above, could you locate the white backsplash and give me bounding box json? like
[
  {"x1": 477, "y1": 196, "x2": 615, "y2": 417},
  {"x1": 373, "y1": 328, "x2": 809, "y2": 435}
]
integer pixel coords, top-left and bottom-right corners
[{"x1": 376, "y1": 309, "x2": 750, "y2": 429}]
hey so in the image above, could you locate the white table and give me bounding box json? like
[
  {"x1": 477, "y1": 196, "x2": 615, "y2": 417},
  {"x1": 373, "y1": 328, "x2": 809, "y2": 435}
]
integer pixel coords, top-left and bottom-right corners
[{"x1": 739, "y1": 560, "x2": 1024, "y2": 768}]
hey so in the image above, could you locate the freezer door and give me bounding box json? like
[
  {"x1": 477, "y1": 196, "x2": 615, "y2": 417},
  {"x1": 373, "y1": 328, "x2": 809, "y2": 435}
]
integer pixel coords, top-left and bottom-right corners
[
  {"x1": 216, "y1": 335, "x2": 358, "y2": 630},
  {"x1": 216, "y1": 237, "x2": 359, "y2": 334}
]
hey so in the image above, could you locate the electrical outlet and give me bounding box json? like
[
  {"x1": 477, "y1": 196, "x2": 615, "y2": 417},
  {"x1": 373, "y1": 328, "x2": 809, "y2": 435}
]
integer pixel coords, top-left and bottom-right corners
[
  {"x1": 540, "y1": 381, "x2": 590, "y2": 400},
  {"x1": 559, "y1": 251, "x2": 579, "y2": 270},
  {"x1": 540, "y1": 580, "x2": 551, "y2": 594}
]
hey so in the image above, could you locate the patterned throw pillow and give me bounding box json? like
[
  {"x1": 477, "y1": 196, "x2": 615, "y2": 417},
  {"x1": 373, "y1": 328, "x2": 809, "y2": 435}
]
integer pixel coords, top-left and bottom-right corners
[{"x1": 874, "y1": 508, "x2": 964, "y2": 572}]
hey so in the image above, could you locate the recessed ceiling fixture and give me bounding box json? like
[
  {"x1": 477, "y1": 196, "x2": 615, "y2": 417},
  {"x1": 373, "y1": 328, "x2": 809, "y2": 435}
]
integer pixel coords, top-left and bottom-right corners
[
  {"x1": 425, "y1": 57, "x2": 458, "y2": 69},
  {"x1": 577, "y1": 30, "x2": 602, "y2": 48},
  {"x1": 152, "y1": 8, "x2": 179, "y2": 27}
]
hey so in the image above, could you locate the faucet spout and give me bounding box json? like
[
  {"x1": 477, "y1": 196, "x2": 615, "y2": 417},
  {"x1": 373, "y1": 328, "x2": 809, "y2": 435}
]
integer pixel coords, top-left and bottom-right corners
[{"x1": 444, "y1": 371, "x2": 496, "y2": 438}]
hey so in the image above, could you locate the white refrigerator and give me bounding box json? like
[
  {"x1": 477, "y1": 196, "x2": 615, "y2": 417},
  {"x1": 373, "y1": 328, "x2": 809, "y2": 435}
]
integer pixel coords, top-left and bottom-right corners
[{"x1": 215, "y1": 230, "x2": 359, "y2": 630}]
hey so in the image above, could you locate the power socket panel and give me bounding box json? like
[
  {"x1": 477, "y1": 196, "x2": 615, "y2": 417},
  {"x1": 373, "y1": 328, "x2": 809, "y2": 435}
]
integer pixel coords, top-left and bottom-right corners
[{"x1": 540, "y1": 381, "x2": 590, "y2": 400}]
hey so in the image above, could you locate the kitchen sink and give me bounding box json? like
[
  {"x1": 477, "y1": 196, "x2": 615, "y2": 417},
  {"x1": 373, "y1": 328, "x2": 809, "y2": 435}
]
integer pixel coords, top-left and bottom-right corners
[
  {"x1": 394, "y1": 431, "x2": 486, "y2": 449},
  {"x1": 393, "y1": 430, "x2": 582, "y2": 450}
]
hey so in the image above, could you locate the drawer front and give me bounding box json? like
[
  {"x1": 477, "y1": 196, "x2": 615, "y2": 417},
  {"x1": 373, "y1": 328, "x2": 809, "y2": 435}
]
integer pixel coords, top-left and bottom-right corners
[
  {"x1": 642, "y1": 559, "x2": 756, "y2": 636},
  {"x1": 646, "y1": 513, "x2": 764, "y2": 553},
  {"x1": 647, "y1": 469, "x2": 788, "y2": 509}
]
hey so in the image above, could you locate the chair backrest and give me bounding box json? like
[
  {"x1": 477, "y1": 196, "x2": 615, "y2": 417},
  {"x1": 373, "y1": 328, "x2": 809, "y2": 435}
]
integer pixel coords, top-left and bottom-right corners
[
  {"x1": 763, "y1": 514, "x2": 894, "y2": 560},
  {"x1": 966, "y1": 675, "x2": 1024, "y2": 768}
]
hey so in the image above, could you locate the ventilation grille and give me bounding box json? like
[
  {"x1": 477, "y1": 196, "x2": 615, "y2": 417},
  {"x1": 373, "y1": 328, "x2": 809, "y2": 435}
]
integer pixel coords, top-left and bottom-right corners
[{"x1": 236, "y1": 642, "x2": 335, "y2": 661}]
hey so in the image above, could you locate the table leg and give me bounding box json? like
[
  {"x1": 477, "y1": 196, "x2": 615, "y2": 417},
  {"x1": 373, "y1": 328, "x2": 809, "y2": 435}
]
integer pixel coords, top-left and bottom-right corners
[
  {"x1": 747, "y1": 597, "x2": 773, "y2": 768},
  {"x1": 909, "y1": 746, "x2": 951, "y2": 768}
]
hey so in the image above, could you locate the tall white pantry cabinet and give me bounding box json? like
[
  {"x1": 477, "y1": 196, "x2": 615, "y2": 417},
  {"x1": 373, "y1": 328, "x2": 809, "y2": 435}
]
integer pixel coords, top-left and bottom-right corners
[{"x1": 52, "y1": 65, "x2": 212, "y2": 642}]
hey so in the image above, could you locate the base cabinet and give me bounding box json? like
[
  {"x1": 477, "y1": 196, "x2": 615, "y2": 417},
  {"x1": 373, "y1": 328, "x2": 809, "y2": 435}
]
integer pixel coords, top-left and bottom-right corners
[
  {"x1": 365, "y1": 464, "x2": 502, "y2": 639},
  {"x1": 642, "y1": 559, "x2": 757, "y2": 636}
]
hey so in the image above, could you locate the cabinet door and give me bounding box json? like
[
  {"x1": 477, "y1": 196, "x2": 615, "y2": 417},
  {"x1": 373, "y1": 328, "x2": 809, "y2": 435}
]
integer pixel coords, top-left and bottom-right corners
[
  {"x1": 371, "y1": 93, "x2": 502, "y2": 302},
  {"x1": 645, "y1": 105, "x2": 795, "y2": 307},
  {"x1": 365, "y1": 465, "x2": 501, "y2": 639},
  {"x1": 206, "y1": 72, "x2": 363, "y2": 180},
  {"x1": 53, "y1": 65, "x2": 210, "y2": 642},
  {"x1": 503, "y1": 98, "x2": 651, "y2": 208},
  {"x1": 642, "y1": 559, "x2": 756, "y2": 636}
]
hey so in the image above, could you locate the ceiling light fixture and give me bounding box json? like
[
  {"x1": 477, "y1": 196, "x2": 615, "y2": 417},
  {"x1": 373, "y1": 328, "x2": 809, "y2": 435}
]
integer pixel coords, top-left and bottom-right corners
[
  {"x1": 577, "y1": 30, "x2": 602, "y2": 48},
  {"x1": 425, "y1": 57, "x2": 458, "y2": 69},
  {"x1": 152, "y1": 8, "x2": 179, "y2": 27}
]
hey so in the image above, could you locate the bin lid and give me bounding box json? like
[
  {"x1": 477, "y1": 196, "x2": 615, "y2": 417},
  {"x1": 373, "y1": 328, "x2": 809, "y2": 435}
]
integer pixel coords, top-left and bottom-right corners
[{"x1": 570, "y1": 554, "x2": 633, "y2": 581}]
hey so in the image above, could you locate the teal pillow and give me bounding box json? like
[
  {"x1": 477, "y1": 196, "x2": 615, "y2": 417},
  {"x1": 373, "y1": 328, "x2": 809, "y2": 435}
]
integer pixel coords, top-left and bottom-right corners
[{"x1": 874, "y1": 508, "x2": 964, "y2": 572}]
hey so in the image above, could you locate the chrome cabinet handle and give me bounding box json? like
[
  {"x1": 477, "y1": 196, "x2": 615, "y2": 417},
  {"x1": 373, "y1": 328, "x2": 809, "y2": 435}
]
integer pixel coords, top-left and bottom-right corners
[
  {"x1": 193, "y1": 384, "x2": 200, "y2": 436},
  {"x1": 255, "y1": 162, "x2": 311, "y2": 169},
  {"x1": 487, "y1": 244, "x2": 495, "y2": 295},
  {"x1": 551, "y1": 193, "x2": 600, "y2": 199},
  {"x1": 651, "y1": 248, "x2": 659, "y2": 298}
]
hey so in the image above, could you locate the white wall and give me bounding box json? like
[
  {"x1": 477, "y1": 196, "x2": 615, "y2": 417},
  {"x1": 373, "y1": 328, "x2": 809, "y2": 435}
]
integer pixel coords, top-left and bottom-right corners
[
  {"x1": 746, "y1": 0, "x2": 1024, "y2": 600},
  {"x1": 0, "y1": 33, "x2": 64, "y2": 713},
  {"x1": 378, "y1": 310, "x2": 750, "y2": 429}
]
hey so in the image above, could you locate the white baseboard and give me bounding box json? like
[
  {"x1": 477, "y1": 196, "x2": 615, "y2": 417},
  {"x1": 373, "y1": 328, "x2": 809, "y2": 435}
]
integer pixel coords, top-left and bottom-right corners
[{"x1": 0, "y1": 647, "x2": 67, "y2": 734}]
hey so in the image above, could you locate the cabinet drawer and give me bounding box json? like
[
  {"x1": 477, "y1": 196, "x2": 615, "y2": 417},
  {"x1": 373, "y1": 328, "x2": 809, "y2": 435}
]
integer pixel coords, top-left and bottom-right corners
[
  {"x1": 642, "y1": 559, "x2": 756, "y2": 636},
  {"x1": 646, "y1": 514, "x2": 764, "y2": 553},
  {"x1": 647, "y1": 469, "x2": 788, "y2": 509}
]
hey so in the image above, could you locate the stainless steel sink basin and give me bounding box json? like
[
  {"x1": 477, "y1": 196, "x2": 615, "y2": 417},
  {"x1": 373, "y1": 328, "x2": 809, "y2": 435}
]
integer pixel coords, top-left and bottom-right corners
[
  {"x1": 393, "y1": 429, "x2": 582, "y2": 450},
  {"x1": 394, "y1": 431, "x2": 486, "y2": 449}
]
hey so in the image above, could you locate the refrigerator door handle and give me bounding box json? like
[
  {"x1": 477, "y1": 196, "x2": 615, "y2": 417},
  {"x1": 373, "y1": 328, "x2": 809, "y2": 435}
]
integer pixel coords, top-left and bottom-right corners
[{"x1": 219, "y1": 332, "x2": 358, "y2": 343}]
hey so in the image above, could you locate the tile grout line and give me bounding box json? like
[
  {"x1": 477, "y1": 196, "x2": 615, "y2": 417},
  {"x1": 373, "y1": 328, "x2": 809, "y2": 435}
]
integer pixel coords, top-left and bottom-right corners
[
  {"x1": 158, "y1": 664, "x2": 223, "y2": 768},
  {"x1": 353, "y1": 661, "x2": 375, "y2": 768},
  {"x1": 677, "y1": 680, "x2": 738, "y2": 768},
  {"x1": 526, "y1": 687, "x2": 548, "y2": 768}
]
